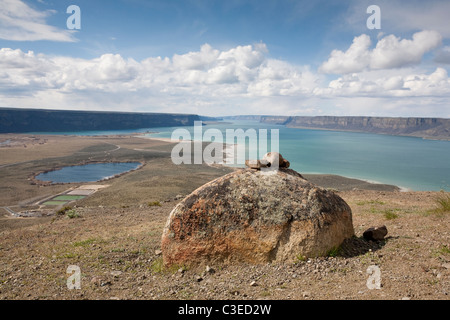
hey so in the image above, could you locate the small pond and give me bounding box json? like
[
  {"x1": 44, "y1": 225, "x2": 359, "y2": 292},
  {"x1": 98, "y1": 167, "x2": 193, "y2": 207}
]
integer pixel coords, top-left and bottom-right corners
[{"x1": 36, "y1": 162, "x2": 142, "y2": 183}]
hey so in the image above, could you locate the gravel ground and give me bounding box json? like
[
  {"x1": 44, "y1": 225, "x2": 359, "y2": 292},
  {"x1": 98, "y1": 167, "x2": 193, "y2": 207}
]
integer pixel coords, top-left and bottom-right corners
[{"x1": 0, "y1": 190, "x2": 449, "y2": 300}]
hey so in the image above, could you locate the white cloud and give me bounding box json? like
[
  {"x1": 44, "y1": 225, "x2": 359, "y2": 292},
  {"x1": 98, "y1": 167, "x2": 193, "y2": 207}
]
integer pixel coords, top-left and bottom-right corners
[
  {"x1": 1, "y1": 43, "x2": 449, "y2": 117},
  {"x1": 319, "y1": 34, "x2": 371, "y2": 74},
  {"x1": 320, "y1": 68, "x2": 450, "y2": 98},
  {"x1": 320, "y1": 31, "x2": 442, "y2": 74},
  {"x1": 0, "y1": 0, "x2": 76, "y2": 42},
  {"x1": 0, "y1": 44, "x2": 318, "y2": 114},
  {"x1": 172, "y1": 44, "x2": 219, "y2": 70},
  {"x1": 370, "y1": 30, "x2": 442, "y2": 69},
  {"x1": 403, "y1": 67, "x2": 450, "y2": 96},
  {"x1": 248, "y1": 60, "x2": 319, "y2": 96}
]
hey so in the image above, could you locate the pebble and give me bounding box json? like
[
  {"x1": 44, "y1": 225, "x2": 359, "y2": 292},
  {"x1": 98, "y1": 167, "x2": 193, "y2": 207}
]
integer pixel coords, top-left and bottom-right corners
[
  {"x1": 100, "y1": 281, "x2": 111, "y2": 287},
  {"x1": 250, "y1": 281, "x2": 257, "y2": 287},
  {"x1": 111, "y1": 271, "x2": 122, "y2": 277}
]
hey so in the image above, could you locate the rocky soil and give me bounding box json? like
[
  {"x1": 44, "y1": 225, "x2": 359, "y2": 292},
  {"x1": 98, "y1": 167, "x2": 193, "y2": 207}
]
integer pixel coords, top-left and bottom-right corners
[{"x1": 0, "y1": 190, "x2": 448, "y2": 300}]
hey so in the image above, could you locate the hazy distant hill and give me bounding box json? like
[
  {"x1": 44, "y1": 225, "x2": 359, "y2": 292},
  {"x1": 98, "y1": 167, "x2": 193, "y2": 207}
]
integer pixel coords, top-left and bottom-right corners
[
  {"x1": 223, "y1": 115, "x2": 263, "y2": 121},
  {"x1": 224, "y1": 115, "x2": 450, "y2": 140},
  {"x1": 0, "y1": 108, "x2": 200, "y2": 133},
  {"x1": 3, "y1": 108, "x2": 449, "y2": 140}
]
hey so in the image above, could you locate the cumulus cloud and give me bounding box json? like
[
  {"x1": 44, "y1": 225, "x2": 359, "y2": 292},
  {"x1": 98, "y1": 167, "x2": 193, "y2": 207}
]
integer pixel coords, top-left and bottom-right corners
[
  {"x1": 173, "y1": 44, "x2": 219, "y2": 70},
  {"x1": 403, "y1": 67, "x2": 450, "y2": 96},
  {"x1": 0, "y1": 44, "x2": 320, "y2": 113},
  {"x1": 320, "y1": 30, "x2": 442, "y2": 74},
  {"x1": 320, "y1": 68, "x2": 450, "y2": 98},
  {"x1": 1, "y1": 42, "x2": 449, "y2": 117},
  {"x1": 370, "y1": 30, "x2": 442, "y2": 69},
  {"x1": 319, "y1": 34, "x2": 371, "y2": 74},
  {"x1": 0, "y1": 0, "x2": 76, "y2": 42}
]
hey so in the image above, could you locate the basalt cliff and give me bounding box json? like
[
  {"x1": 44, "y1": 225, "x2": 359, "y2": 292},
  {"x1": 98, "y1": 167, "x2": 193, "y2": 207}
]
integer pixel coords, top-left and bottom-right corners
[
  {"x1": 264, "y1": 116, "x2": 450, "y2": 140},
  {"x1": 224, "y1": 115, "x2": 450, "y2": 140},
  {"x1": 0, "y1": 108, "x2": 199, "y2": 133}
]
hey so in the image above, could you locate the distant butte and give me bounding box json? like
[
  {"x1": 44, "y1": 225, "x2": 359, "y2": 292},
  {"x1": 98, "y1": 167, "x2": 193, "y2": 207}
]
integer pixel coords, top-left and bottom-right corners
[
  {"x1": 223, "y1": 115, "x2": 450, "y2": 140},
  {"x1": 0, "y1": 108, "x2": 200, "y2": 133}
]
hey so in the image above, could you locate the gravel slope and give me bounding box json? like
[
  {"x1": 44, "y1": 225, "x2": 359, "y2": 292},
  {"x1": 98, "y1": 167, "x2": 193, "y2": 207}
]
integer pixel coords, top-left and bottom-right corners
[{"x1": 0, "y1": 190, "x2": 448, "y2": 300}]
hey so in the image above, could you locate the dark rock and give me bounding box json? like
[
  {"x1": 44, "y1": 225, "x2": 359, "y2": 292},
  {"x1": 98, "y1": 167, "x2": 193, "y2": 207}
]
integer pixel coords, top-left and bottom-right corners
[{"x1": 363, "y1": 225, "x2": 388, "y2": 241}]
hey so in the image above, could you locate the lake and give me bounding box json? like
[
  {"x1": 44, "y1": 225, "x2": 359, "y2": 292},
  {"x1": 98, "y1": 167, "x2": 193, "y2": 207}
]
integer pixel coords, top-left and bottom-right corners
[
  {"x1": 36, "y1": 162, "x2": 142, "y2": 184},
  {"x1": 31, "y1": 121, "x2": 450, "y2": 191},
  {"x1": 146, "y1": 120, "x2": 450, "y2": 191}
]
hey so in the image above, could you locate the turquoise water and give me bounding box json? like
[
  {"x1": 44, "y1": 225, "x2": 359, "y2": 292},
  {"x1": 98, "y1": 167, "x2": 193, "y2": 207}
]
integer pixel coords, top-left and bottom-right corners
[
  {"x1": 31, "y1": 121, "x2": 450, "y2": 191},
  {"x1": 145, "y1": 121, "x2": 450, "y2": 191},
  {"x1": 36, "y1": 162, "x2": 141, "y2": 184}
]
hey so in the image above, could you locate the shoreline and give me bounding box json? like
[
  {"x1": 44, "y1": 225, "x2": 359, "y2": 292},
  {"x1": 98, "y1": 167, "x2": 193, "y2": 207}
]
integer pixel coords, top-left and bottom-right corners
[
  {"x1": 0, "y1": 132, "x2": 425, "y2": 193},
  {"x1": 30, "y1": 161, "x2": 145, "y2": 186},
  {"x1": 302, "y1": 173, "x2": 400, "y2": 192},
  {"x1": 140, "y1": 135, "x2": 404, "y2": 192}
]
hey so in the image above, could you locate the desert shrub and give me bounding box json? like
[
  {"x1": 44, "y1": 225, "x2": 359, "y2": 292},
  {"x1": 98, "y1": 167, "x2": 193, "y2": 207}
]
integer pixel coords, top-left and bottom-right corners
[
  {"x1": 73, "y1": 238, "x2": 96, "y2": 247},
  {"x1": 428, "y1": 191, "x2": 450, "y2": 215},
  {"x1": 57, "y1": 206, "x2": 72, "y2": 215},
  {"x1": 434, "y1": 192, "x2": 450, "y2": 212},
  {"x1": 150, "y1": 257, "x2": 164, "y2": 273},
  {"x1": 294, "y1": 253, "x2": 307, "y2": 264},
  {"x1": 326, "y1": 246, "x2": 342, "y2": 257},
  {"x1": 148, "y1": 201, "x2": 162, "y2": 207},
  {"x1": 66, "y1": 209, "x2": 80, "y2": 219},
  {"x1": 383, "y1": 209, "x2": 399, "y2": 220}
]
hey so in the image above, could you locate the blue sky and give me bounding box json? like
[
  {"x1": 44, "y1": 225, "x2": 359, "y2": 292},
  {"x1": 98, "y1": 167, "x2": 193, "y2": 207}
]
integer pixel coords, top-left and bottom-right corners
[
  {"x1": 1, "y1": 0, "x2": 450, "y2": 117},
  {"x1": 3, "y1": 0, "x2": 352, "y2": 63}
]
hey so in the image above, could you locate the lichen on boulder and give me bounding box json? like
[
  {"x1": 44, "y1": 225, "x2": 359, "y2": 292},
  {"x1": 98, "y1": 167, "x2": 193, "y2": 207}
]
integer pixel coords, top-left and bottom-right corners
[{"x1": 161, "y1": 166, "x2": 354, "y2": 267}]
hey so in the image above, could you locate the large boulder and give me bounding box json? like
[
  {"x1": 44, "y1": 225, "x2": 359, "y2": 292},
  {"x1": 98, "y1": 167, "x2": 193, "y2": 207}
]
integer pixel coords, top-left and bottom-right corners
[{"x1": 161, "y1": 168, "x2": 354, "y2": 266}]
